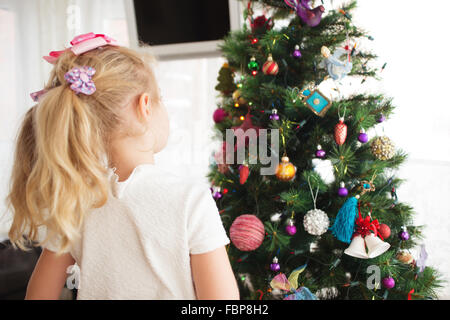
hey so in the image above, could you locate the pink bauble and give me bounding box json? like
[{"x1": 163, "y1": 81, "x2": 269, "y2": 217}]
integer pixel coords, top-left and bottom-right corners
[
  {"x1": 230, "y1": 214, "x2": 265, "y2": 251},
  {"x1": 285, "y1": 225, "x2": 297, "y2": 236},
  {"x1": 382, "y1": 277, "x2": 395, "y2": 289},
  {"x1": 213, "y1": 108, "x2": 228, "y2": 123}
]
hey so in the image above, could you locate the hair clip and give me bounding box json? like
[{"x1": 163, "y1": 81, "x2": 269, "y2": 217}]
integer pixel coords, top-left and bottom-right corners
[
  {"x1": 43, "y1": 32, "x2": 118, "y2": 64},
  {"x1": 30, "y1": 89, "x2": 48, "y2": 102},
  {"x1": 64, "y1": 66, "x2": 96, "y2": 95}
]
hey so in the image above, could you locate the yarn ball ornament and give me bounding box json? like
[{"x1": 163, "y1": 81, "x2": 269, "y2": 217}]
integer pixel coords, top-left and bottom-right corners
[
  {"x1": 275, "y1": 156, "x2": 296, "y2": 181},
  {"x1": 229, "y1": 214, "x2": 265, "y2": 251},
  {"x1": 371, "y1": 136, "x2": 395, "y2": 160},
  {"x1": 262, "y1": 54, "x2": 279, "y2": 75},
  {"x1": 213, "y1": 108, "x2": 228, "y2": 123},
  {"x1": 303, "y1": 209, "x2": 330, "y2": 236}
]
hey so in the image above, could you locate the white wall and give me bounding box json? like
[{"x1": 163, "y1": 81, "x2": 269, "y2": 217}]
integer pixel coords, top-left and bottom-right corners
[{"x1": 351, "y1": 0, "x2": 450, "y2": 298}]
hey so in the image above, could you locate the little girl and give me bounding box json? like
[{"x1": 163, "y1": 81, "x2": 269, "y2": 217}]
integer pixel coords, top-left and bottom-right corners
[{"x1": 7, "y1": 33, "x2": 239, "y2": 300}]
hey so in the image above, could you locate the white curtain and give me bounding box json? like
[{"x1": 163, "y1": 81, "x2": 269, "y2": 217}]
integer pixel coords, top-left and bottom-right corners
[{"x1": 0, "y1": 0, "x2": 130, "y2": 238}]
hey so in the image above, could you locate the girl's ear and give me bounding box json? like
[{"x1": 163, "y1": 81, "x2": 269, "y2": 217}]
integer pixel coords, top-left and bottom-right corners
[{"x1": 137, "y1": 93, "x2": 151, "y2": 121}]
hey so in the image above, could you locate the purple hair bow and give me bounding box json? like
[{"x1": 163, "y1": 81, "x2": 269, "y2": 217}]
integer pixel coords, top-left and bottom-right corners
[{"x1": 64, "y1": 66, "x2": 96, "y2": 95}]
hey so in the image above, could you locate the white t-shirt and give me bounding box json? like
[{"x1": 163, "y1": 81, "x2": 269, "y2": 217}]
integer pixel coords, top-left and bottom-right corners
[{"x1": 40, "y1": 163, "x2": 230, "y2": 300}]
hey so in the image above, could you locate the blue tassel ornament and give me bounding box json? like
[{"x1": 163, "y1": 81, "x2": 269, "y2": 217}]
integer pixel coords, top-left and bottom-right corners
[{"x1": 330, "y1": 196, "x2": 359, "y2": 243}]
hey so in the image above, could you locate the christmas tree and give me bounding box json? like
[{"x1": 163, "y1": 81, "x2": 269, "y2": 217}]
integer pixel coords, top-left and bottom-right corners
[{"x1": 209, "y1": 0, "x2": 442, "y2": 300}]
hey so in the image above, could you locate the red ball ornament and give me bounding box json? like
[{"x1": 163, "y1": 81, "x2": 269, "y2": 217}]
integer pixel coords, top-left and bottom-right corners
[
  {"x1": 262, "y1": 54, "x2": 279, "y2": 75},
  {"x1": 213, "y1": 108, "x2": 228, "y2": 123},
  {"x1": 230, "y1": 214, "x2": 265, "y2": 251},
  {"x1": 378, "y1": 223, "x2": 391, "y2": 239},
  {"x1": 334, "y1": 118, "x2": 347, "y2": 145}
]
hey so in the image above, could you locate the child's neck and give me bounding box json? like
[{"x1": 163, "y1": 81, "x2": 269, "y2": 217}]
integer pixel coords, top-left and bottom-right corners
[{"x1": 109, "y1": 136, "x2": 155, "y2": 182}]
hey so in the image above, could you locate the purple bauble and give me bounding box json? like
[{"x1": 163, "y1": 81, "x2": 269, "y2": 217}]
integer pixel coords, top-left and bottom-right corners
[
  {"x1": 270, "y1": 257, "x2": 280, "y2": 272},
  {"x1": 269, "y1": 113, "x2": 280, "y2": 120},
  {"x1": 358, "y1": 132, "x2": 369, "y2": 143},
  {"x1": 315, "y1": 149, "x2": 326, "y2": 158},
  {"x1": 399, "y1": 231, "x2": 410, "y2": 241},
  {"x1": 270, "y1": 263, "x2": 280, "y2": 272},
  {"x1": 338, "y1": 187, "x2": 349, "y2": 197},
  {"x1": 292, "y1": 45, "x2": 302, "y2": 59},
  {"x1": 382, "y1": 277, "x2": 395, "y2": 289},
  {"x1": 213, "y1": 191, "x2": 222, "y2": 200},
  {"x1": 213, "y1": 108, "x2": 228, "y2": 123},
  {"x1": 377, "y1": 114, "x2": 386, "y2": 123},
  {"x1": 286, "y1": 224, "x2": 297, "y2": 236}
]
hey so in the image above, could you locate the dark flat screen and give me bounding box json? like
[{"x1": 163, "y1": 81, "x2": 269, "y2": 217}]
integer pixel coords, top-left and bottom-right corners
[{"x1": 133, "y1": 0, "x2": 231, "y2": 46}]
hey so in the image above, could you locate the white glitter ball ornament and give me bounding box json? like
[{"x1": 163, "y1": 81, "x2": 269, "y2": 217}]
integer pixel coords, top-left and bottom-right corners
[{"x1": 303, "y1": 209, "x2": 330, "y2": 235}]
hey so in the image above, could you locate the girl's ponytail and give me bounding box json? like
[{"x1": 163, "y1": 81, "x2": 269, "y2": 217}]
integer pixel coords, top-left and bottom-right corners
[
  {"x1": 8, "y1": 45, "x2": 160, "y2": 253},
  {"x1": 9, "y1": 85, "x2": 109, "y2": 252}
]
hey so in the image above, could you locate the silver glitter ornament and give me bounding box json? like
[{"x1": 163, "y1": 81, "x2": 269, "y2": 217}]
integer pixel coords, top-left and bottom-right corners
[{"x1": 303, "y1": 209, "x2": 329, "y2": 236}]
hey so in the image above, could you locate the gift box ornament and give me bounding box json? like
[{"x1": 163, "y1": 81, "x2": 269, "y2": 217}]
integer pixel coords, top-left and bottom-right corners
[{"x1": 300, "y1": 87, "x2": 331, "y2": 117}]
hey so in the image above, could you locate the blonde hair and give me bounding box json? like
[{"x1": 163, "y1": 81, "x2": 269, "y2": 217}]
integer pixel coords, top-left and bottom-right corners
[{"x1": 7, "y1": 45, "x2": 160, "y2": 253}]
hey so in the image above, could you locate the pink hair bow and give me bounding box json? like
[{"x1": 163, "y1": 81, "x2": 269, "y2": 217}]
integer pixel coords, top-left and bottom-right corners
[{"x1": 43, "y1": 32, "x2": 118, "y2": 64}]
